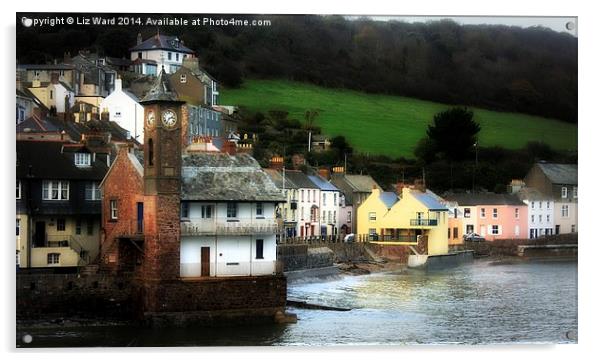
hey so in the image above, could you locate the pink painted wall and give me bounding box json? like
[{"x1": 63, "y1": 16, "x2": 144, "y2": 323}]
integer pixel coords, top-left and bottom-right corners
[{"x1": 473, "y1": 205, "x2": 528, "y2": 241}]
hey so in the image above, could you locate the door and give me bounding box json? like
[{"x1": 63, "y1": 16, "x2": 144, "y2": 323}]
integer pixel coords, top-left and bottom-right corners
[
  {"x1": 34, "y1": 221, "x2": 46, "y2": 247},
  {"x1": 201, "y1": 247, "x2": 210, "y2": 277},
  {"x1": 136, "y1": 202, "x2": 144, "y2": 233}
]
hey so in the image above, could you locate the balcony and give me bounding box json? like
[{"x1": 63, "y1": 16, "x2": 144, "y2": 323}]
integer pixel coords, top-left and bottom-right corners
[
  {"x1": 181, "y1": 218, "x2": 281, "y2": 236},
  {"x1": 409, "y1": 219, "x2": 438, "y2": 227},
  {"x1": 113, "y1": 220, "x2": 144, "y2": 239}
]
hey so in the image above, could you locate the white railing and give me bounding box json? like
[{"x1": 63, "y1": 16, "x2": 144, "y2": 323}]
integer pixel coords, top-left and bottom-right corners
[{"x1": 181, "y1": 219, "x2": 281, "y2": 236}]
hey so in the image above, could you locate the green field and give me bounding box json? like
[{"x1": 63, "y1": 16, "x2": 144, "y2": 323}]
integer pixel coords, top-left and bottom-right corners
[{"x1": 221, "y1": 79, "x2": 578, "y2": 158}]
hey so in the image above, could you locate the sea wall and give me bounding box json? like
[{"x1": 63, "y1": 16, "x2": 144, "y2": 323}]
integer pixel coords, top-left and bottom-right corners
[{"x1": 464, "y1": 233, "x2": 578, "y2": 257}]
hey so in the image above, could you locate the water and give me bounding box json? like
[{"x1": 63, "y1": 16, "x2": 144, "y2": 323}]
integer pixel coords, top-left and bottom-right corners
[{"x1": 17, "y1": 259, "x2": 577, "y2": 347}]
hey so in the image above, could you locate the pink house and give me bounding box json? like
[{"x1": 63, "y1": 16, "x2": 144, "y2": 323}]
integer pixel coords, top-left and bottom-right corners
[{"x1": 444, "y1": 193, "x2": 528, "y2": 241}]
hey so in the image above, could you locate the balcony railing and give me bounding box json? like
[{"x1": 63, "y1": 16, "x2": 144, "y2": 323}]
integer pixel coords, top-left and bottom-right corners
[
  {"x1": 37, "y1": 234, "x2": 90, "y2": 265},
  {"x1": 181, "y1": 219, "x2": 281, "y2": 236},
  {"x1": 409, "y1": 219, "x2": 438, "y2": 226},
  {"x1": 113, "y1": 220, "x2": 144, "y2": 238}
]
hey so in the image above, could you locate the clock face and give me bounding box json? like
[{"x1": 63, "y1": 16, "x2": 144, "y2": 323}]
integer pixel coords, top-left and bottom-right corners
[
  {"x1": 162, "y1": 110, "x2": 177, "y2": 128},
  {"x1": 146, "y1": 110, "x2": 155, "y2": 126}
]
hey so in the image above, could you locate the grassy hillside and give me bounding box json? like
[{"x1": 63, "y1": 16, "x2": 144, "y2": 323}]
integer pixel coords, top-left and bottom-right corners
[{"x1": 221, "y1": 79, "x2": 577, "y2": 159}]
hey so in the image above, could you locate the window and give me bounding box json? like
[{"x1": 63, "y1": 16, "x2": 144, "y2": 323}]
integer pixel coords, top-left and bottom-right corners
[
  {"x1": 539, "y1": 201, "x2": 542, "y2": 209},
  {"x1": 301, "y1": 190, "x2": 304, "y2": 202},
  {"x1": 531, "y1": 202, "x2": 535, "y2": 209},
  {"x1": 180, "y1": 74, "x2": 187, "y2": 83},
  {"x1": 75, "y1": 219, "x2": 82, "y2": 235},
  {"x1": 347, "y1": 211, "x2": 352, "y2": 223},
  {"x1": 167, "y1": 52, "x2": 172, "y2": 60},
  {"x1": 323, "y1": 210, "x2": 326, "y2": 222},
  {"x1": 546, "y1": 215, "x2": 550, "y2": 222},
  {"x1": 181, "y1": 202, "x2": 189, "y2": 219},
  {"x1": 561, "y1": 187, "x2": 568, "y2": 198},
  {"x1": 85, "y1": 182, "x2": 101, "y2": 200},
  {"x1": 466, "y1": 224, "x2": 474, "y2": 234},
  {"x1": 256, "y1": 203, "x2": 264, "y2": 216},
  {"x1": 334, "y1": 210, "x2": 336, "y2": 222},
  {"x1": 42, "y1": 181, "x2": 69, "y2": 200},
  {"x1": 323, "y1": 193, "x2": 326, "y2": 206},
  {"x1": 531, "y1": 215, "x2": 535, "y2": 223},
  {"x1": 56, "y1": 218, "x2": 66, "y2": 231},
  {"x1": 301, "y1": 207, "x2": 304, "y2": 221},
  {"x1": 176, "y1": 53, "x2": 179, "y2": 61},
  {"x1": 16, "y1": 218, "x2": 20, "y2": 236},
  {"x1": 453, "y1": 227, "x2": 458, "y2": 239},
  {"x1": 561, "y1": 205, "x2": 569, "y2": 218},
  {"x1": 49, "y1": 90, "x2": 53, "y2": 99},
  {"x1": 571, "y1": 225, "x2": 576, "y2": 233},
  {"x1": 110, "y1": 200, "x2": 118, "y2": 220},
  {"x1": 148, "y1": 139, "x2": 154, "y2": 166},
  {"x1": 74, "y1": 153, "x2": 91, "y2": 167},
  {"x1": 334, "y1": 193, "x2": 337, "y2": 206},
  {"x1": 492, "y1": 208, "x2": 498, "y2": 218},
  {"x1": 138, "y1": 52, "x2": 142, "y2": 59},
  {"x1": 369, "y1": 212, "x2": 377, "y2": 222},
  {"x1": 227, "y1": 202, "x2": 237, "y2": 218},
  {"x1": 573, "y1": 187, "x2": 578, "y2": 199},
  {"x1": 47, "y1": 253, "x2": 60, "y2": 265},
  {"x1": 201, "y1": 205, "x2": 213, "y2": 219},
  {"x1": 515, "y1": 208, "x2": 519, "y2": 219},
  {"x1": 256, "y1": 239, "x2": 264, "y2": 259},
  {"x1": 16, "y1": 180, "x2": 21, "y2": 199},
  {"x1": 538, "y1": 215, "x2": 542, "y2": 222},
  {"x1": 87, "y1": 220, "x2": 93, "y2": 235},
  {"x1": 464, "y1": 208, "x2": 471, "y2": 218},
  {"x1": 491, "y1": 225, "x2": 499, "y2": 235},
  {"x1": 547, "y1": 201, "x2": 550, "y2": 209},
  {"x1": 480, "y1": 208, "x2": 486, "y2": 218},
  {"x1": 369, "y1": 228, "x2": 377, "y2": 235}
]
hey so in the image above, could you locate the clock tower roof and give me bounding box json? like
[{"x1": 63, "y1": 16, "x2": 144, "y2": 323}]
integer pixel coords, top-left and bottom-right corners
[{"x1": 141, "y1": 67, "x2": 182, "y2": 104}]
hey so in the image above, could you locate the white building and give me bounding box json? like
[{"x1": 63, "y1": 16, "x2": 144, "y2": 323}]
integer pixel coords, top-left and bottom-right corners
[
  {"x1": 308, "y1": 175, "x2": 340, "y2": 237},
  {"x1": 130, "y1": 33, "x2": 195, "y2": 75},
  {"x1": 517, "y1": 188, "x2": 555, "y2": 238},
  {"x1": 99, "y1": 78, "x2": 144, "y2": 143},
  {"x1": 179, "y1": 152, "x2": 285, "y2": 278},
  {"x1": 285, "y1": 171, "x2": 321, "y2": 238}
]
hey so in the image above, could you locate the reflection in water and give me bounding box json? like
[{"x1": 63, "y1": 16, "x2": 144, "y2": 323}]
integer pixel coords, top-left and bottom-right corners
[{"x1": 17, "y1": 260, "x2": 577, "y2": 347}]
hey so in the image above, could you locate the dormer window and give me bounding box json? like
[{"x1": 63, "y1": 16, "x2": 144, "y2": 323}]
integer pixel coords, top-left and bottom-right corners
[
  {"x1": 180, "y1": 74, "x2": 187, "y2": 83},
  {"x1": 74, "y1": 153, "x2": 91, "y2": 167}
]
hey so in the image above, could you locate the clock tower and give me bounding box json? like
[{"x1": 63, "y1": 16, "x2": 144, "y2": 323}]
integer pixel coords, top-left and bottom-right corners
[{"x1": 140, "y1": 68, "x2": 185, "y2": 281}]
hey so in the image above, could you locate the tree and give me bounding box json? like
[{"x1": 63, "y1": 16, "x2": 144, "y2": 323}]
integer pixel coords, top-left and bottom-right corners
[
  {"x1": 426, "y1": 107, "x2": 481, "y2": 162},
  {"x1": 330, "y1": 135, "x2": 353, "y2": 160}
]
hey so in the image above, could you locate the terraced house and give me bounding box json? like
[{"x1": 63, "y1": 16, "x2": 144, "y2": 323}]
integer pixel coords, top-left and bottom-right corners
[
  {"x1": 524, "y1": 162, "x2": 578, "y2": 235},
  {"x1": 16, "y1": 140, "x2": 109, "y2": 269},
  {"x1": 357, "y1": 187, "x2": 449, "y2": 256}
]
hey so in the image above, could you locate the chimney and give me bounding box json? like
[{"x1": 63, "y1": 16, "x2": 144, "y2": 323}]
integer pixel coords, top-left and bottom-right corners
[
  {"x1": 318, "y1": 167, "x2": 331, "y2": 180},
  {"x1": 115, "y1": 77, "x2": 122, "y2": 92},
  {"x1": 223, "y1": 140, "x2": 237, "y2": 155},
  {"x1": 101, "y1": 109, "x2": 110, "y2": 122},
  {"x1": 32, "y1": 78, "x2": 41, "y2": 88},
  {"x1": 50, "y1": 73, "x2": 59, "y2": 84},
  {"x1": 64, "y1": 51, "x2": 72, "y2": 64},
  {"x1": 137, "y1": 32, "x2": 143, "y2": 45},
  {"x1": 270, "y1": 156, "x2": 284, "y2": 169}
]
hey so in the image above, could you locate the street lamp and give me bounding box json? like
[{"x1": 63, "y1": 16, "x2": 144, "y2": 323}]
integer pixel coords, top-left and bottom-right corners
[{"x1": 472, "y1": 142, "x2": 478, "y2": 192}]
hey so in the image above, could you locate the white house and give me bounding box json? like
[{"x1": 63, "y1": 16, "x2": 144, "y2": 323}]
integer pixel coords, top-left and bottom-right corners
[
  {"x1": 99, "y1": 78, "x2": 144, "y2": 143},
  {"x1": 285, "y1": 171, "x2": 321, "y2": 238},
  {"x1": 517, "y1": 188, "x2": 555, "y2": 238},
  {"x1": 308, "y1": 175, "x2": 340, "y2": 237},
  {"x1": 179, "y1": 152, "x2": 285, "y2": 278},
  {"x1": 130, "y1": 33, "x2": 195, "y2": 75}
]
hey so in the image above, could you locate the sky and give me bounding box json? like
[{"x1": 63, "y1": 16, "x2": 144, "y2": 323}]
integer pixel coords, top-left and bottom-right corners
[{"x1": 346, "y1": 16, "x2": 577, "y2": 36}]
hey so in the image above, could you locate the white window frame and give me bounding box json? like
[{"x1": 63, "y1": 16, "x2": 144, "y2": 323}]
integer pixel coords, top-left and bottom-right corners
[
  {"x1": 110, "y1": 200, "x2": 118, "y2": 220},
  {"x1": 16, "y1": 180, "x2": 21, "y2": 199},
  {"x1": 490, "y1": 225, "x2": 500, "y2": 235},
  {"x1": 369, "y1": 212, "x2": 377, "y2": 222},
  {"x1": 561, "y1": 205, "x2": 569, "y2": 218},
  {"x1": 480, "y1": 208, "x2": 486, "y2": 218},
  {"x1": 561, "y1": 187, "x2": 568, "y2": 198},
  {"x1": 74, "y1": 152, "x2": 91, "y2": 167},
  {"x1": 514, "y1": 225, "x2": 520, "y2": 236},
  {"x1": 85, "y1": 181, "x2": 101, "y2": 200},
  {"x1": 181, "y1": 202, "x2": 190, "y2": 220},
  {"x1": 201, "y1": 205, "x2": 213, "y2": 219},
  {"x1": 42, "y1": 180, "x2": 69, "y2": 200},
  {"x1": 464, "y1": 208, "x2": 471, "y2": 218},
  {"x1": 180, "y1": 74, "x2": 187, "y2": 83},
  {"x1": 47, "y1": 253, "x2": 60, "y2": 265},
  {"x1": 347, "y1": 211, "x2": 352, "y2": 223},
  {"x1": 256, "y1": 203, "x2": 264, "y2": 217},
  {"x1": 227, "y1": 202, "x2": 238, "y2": 218},
  {"x1": 16, "y1": 218, "x2": 20, "y2": 236},
  {"x1": 573, "y1": 187, "x2": 577, "y2": 199},
  {"x1": 515, "y1": 208, "x2": 519, "y2": 219}
]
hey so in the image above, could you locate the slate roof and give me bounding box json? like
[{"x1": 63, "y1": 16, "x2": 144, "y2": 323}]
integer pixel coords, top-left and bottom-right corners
[
  {"x1": 263, "y1": 168, "x2": 297, "y2": 189},
  {"x1": 130, "y1": 34, "x2": 195, "y2": 54},
  {"x1": 181, "y1": 153, "x2": 285, "y2": 202},
  {"x1": 17, "y1": 64, "x2": 75, "y2": 70},
  {"x1": 379, "y1": 192, "x2": 399, "y2": 209},
  {"x1": 339, "y1": 174, "x2": 382, "y2": 193},
  {"x1": 443, "y1": 193, "x2": 526, "y2": 207},
  {"x1": 141, "y1": 68, "x2": 180, "y2": 103},
  {"x1": 411, "y1": 190, "x2": 448, "y2": 211},
  {"x1": 516, "y1": 187, "x2": 550, "y2": 201},
  {"x1": 536, "y1": 163, "x2": 578, "y2": 185},
  {"x1": 308, "y1": 175, "x2": 339, "y2": 192},
  {"x1": 284, "y1": 171, "x2": 319, "y2": 189},
  {"x1": 16, "y1": 140, "x2": 108, "y2": 180},
  {"x1": 16, "y1": 115, "x2": 131, "y2": 143}
]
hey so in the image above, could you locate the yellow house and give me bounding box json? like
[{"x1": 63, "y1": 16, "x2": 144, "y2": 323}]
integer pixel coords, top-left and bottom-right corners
[{"x1": 357, "y1": 187, "x2": 449, "y2": 256}]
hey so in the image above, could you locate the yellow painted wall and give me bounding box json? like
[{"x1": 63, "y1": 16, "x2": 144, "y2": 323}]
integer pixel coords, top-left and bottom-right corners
[
  {"x1": 27, "y1": 215, "x2": 100, "y2": 268},
  {"x1": 16, "y1": 214, "x2": 29, "y2": 267},
  {"x1": 31, "y1": 247, "x2": 80, "y2": 267},
  {"x1": 357, "y1": 188, "x2": 449, "y2": 256}
]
